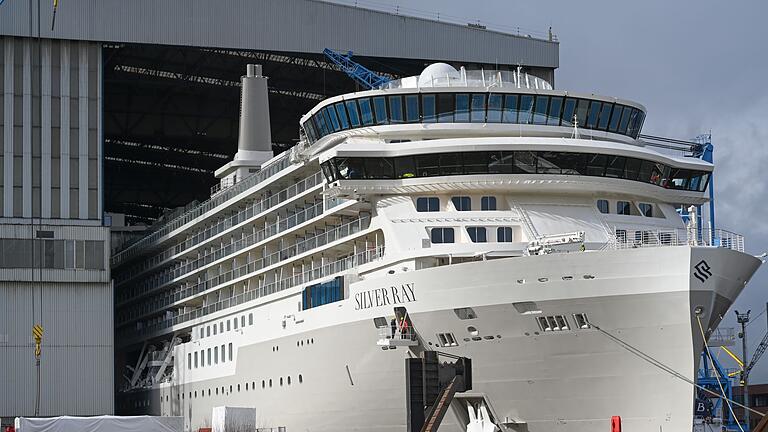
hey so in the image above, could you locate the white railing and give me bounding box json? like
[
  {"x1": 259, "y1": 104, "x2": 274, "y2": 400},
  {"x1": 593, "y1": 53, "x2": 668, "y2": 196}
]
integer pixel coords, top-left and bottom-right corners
[
  {"x1": 118, "y1": 246, "x2": 385, "y2": 341},
  {"x1": 609, "y1": 227, "x2": 744, "y2": 253},
  {"x1": 116, "y1": 198, "x2": 347, "y2": 305},
  {"x1": 116, "y1": 216, "x2": 371, "y2": 324},
  {"x1": 112, "y1": 153, "x2": 293, "y2": 266}
]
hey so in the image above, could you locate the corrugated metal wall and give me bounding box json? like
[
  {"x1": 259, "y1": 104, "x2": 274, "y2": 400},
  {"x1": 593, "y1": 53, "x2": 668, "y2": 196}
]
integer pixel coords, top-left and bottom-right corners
[
  {"x1": 0, "y1": 0, "x2": 558, "y2": 68},
  {"x1": 0, "y1": 281, "x2": 114, "y2": 417}
]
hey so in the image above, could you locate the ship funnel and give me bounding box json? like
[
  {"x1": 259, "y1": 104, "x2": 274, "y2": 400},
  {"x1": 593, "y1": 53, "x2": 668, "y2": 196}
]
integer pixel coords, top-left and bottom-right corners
[{"x1": 214, "y1": 64, "x2": 274, "y2": 183}]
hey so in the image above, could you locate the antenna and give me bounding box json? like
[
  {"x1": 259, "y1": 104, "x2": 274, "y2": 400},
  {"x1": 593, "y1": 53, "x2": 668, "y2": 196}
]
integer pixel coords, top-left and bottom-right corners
[{"x1": 571, "y1": 114, "x2": 580, "y2": 139}]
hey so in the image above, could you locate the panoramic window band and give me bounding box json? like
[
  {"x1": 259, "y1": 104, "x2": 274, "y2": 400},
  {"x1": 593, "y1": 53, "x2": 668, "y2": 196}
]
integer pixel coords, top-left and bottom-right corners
[
  {"x1": 320, "y1": 150, "x2": 709, "y2": 192},
  {"x1": 302, "y1": 93, "x2": 646, "y2": 143}
]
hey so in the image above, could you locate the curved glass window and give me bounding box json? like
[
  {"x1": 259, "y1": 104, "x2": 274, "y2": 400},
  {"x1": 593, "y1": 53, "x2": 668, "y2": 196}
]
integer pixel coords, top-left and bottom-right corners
[
  {"x1": 321, "y1": 150, "x2": 710, "y2": 192},
  {"x1": 305, "y1": 92, "x2": 646, "y2": 142}
]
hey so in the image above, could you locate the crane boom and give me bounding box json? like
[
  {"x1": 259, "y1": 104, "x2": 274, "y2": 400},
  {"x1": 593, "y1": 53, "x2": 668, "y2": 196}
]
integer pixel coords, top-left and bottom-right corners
[
  {"x1": 746, "y1": 332, "x2": 768, "y2": 376},
  {"x1": 323, "y1": 48, "x2": 391, "y2": 90}
]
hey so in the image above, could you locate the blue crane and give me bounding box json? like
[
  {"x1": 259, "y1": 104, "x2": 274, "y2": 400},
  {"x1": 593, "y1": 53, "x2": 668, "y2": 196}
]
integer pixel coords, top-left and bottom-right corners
[{"x1": 323, "y1": 48, "x2": 391, "y2": 90}]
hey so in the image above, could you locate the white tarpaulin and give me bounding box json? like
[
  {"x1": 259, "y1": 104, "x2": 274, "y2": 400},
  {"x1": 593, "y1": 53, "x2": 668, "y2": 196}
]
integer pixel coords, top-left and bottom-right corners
[
  {"x1": 211, "y1": 406, "x2": 257, "y2": 432},
  {"x1": 15, "y1": 415, "x2": 183, "y2": 432},
  {"x1": 522, "y1": 204, "x2": 610, "y2": 243}
]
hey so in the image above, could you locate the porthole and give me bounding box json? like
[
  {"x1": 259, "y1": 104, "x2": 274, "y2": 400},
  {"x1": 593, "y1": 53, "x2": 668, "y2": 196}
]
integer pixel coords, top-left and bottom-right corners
[
  {"x1": 467, "y1": 326, "x2": 478, "y2": 336},
  {"x1": 296, "y1": 341, "x2": 299, "y2": 347},
  {"x1": 299, "y1": 374, "x2": 303, "y2": 383},
  {"x1": 194, "y1": 391, "x2": 197, "y2": 398},
  {"x1": 496, "y1": 335, "x2": 502, "y2": 339},
  {"x1": 301, "y1": 340, "x2": 304, "y2": 346},
  {"x1": 471, "y1": 336, "x2": 482, "y2": 341},
  {"x1": 484, "y1": 335, "x2": 494, "y2": 340},
  {"x1": 463, "y1": 338, "x2": 470, "y2": 342},
  {"x1": 538, "y1": 277, "x2": 549, "y2": 283}
]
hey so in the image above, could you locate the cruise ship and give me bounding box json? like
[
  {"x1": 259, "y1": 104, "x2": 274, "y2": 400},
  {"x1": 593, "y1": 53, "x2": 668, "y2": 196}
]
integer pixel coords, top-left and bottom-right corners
[{"x1": 113, "y1": 62, "x2": 762, "y2": 432}]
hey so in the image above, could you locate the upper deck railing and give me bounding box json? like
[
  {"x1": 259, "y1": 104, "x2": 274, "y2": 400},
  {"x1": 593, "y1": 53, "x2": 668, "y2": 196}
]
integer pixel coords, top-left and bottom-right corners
[
  {"x1": 112, "y1": 152, "x2": 292, "y2": 267},
  {"x1": 608, "y1": 227, "x2": 745, "y2": 253}
]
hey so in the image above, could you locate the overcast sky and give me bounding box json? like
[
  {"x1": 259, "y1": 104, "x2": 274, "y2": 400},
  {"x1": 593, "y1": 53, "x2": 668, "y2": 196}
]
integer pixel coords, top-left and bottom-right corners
[{"x1": 341, "y1": 0, "x2": 768, "y2": 380}]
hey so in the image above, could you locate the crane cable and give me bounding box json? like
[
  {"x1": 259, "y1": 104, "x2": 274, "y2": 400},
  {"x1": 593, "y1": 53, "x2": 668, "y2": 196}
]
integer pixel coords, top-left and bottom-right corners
[
  {"x1": 588, "y1": 319, "x2": 764, "y2": 422},
  {"x1": 696, "y1": 315, "x2": 745, "y2": 432}
]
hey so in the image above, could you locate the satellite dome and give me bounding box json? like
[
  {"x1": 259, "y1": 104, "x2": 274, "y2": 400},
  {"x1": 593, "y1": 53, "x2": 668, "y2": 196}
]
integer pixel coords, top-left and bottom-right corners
[{"x1": 418, "y1": 63, "x2": 459, "y2": 87}]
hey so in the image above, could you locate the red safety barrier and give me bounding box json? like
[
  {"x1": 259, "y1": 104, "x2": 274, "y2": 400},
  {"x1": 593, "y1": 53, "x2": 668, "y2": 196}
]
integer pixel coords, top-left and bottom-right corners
[
  {"x1": 611, "y1": 416, "x2": 622, "y2": 432},
  {"x1": 198, "y1": 428, "x2": 212, "y2": 432}
]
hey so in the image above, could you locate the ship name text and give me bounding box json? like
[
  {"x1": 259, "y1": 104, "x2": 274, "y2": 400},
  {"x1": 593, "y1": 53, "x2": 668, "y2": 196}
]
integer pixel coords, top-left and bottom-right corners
[{"x1": 354, "y1": 283, "x2": 416, "y2": 310}]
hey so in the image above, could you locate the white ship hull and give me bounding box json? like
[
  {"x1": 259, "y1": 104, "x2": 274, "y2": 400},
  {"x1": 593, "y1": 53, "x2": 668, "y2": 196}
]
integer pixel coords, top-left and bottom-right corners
[{"x1": 131, "y1": 245, "x2": 759, "y2": 432}]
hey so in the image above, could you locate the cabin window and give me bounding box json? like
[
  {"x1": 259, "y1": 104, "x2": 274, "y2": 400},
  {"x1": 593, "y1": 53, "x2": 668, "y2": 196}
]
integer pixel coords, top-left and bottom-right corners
[
  {"x1": 416, "y1": 197, "x2": 440, "y2": 212},
  {"x1": 609, "y1": 106, "x2": 624, "y2": 132},
  {"x1": 227, "y1": 320, "x2": 231, "y2": 331},
  {"x1": 213, "y1": 325, "x2": 217, "y2": 335},
  {"x1": 437, "y1": 93, "x2": 454, "y2": 123},
  {"x1": 221, "y1": 345, "x2": 226, "y2": 363},
  {"x1": 422, "y1": 94, "x2": 436, "y2": 122},
  {"x1": 561, "y1": 98, "x2": 577, "y2": 126},
  {"x1": 481, "y1": 196, "x2": 497, "y2": 210},
  {"x1": 234, "y1": 318, "x2": 238, "y2": 330},
  {"x1": 241, "y1": 316, "x2": 246, "y2": 327},
  {"x1": 373, "y1": 317, "x2": 388, "y2": 328},
  {"x1": 467, "y1": 227, "x2": 487, "y2": 243},
  {"x1": 598, "y1": 103, "x2": 613, "y2": 130},
  {"x1": 487, "y1": 94, "x2": 503, "y2": 122},
  {"x1": 454, "y1": 307, "x2": 477, "y2": 320},
  {"x1": 229, "y1": 343, "x2": 233, "y2": 361},
  {"x1": 547, "y1": 96, "x2": 563, "y2": 125},
  {"x1": 431, "y1": 228, "x2": 455, "y2": 244},
  {"x1": 207, "y1": 348, "x2": 211, "y2": 366},
  {"x1": 326, "y1": 105, "x2": 341, "y2": 131},
  {"x1": 617, "y1": 201, "x2": 631, "y2": 215},
  {"x1": 214, "y1": 346, "x2": 219, "y2": 364},
  {"x1": 502, "y1": 94, "x2": 518, "y2": 123},
  {"x1": 533, "y1": 95, "x2": 549, "y2": 124},
  {"x1": 451, "y1": 196, "x2": 471, "y2": 211},
  {"x1": 518, "y1": 95, "x2": 534, "y2": 124},
  {"x1": 194, "y1": 351, "x2": 198, "y2": 368},
  {"x1": 455, "y1": 94, "x2": 469, "y2": 122},
  {"x1": 188, "y1": 353, "x2": 192, "y2": 370},
  {"x1": 497, "y1": 227, "x2": 514, "y2": 242},
  {"x1": 586, "y1": 101, "x2": 602, "y2": 128},
  {"x1": 639, "y1": 203, "x2": 653, "y2": 217},
  {"x1": 596, "y1": 199, "x2": 609, "y2": 214},
  {"x1": 249, "y1": 313, "x2": 253, "y2": 325},
  {"x1": 206, "y1": 326, "x2": 210, "y2": 337}
]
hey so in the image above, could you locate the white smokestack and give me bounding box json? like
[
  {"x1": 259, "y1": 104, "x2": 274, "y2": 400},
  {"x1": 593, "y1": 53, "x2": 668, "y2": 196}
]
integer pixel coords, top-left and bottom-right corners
[{"x1": 215, "y1": 64, "x2": 274, "y2": 182}]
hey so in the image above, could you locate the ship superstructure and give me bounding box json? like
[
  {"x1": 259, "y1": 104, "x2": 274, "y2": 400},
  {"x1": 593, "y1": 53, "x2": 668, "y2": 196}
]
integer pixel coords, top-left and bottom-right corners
[{"x1": 113, "y1": 63, "x2": 761, "y2": 432}]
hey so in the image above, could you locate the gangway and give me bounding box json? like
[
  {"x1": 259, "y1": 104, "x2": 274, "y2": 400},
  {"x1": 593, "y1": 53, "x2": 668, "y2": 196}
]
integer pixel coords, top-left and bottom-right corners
[{"x1": 322, "y1": 48, "x2": 391, "y2": 90}]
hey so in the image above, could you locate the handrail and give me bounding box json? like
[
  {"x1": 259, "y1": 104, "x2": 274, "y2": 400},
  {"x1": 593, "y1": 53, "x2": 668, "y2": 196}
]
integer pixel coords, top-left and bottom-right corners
[
  {"x1": 608, "y1": 227, "x2": 744, "y2": 253},
  {"x1": 117, "y1": 246, "x2": 385, "y2": 341},
  {"x1": 112, "y1": 152, "x2": 292, "y2": 266},
  {"x1": 116, "y1": 216, "x2": 371, "y2": 324},
  {"x1": 116, "y1": 197, "x2": 344, "y2": 305},
  {"x1": 114, "y1": 171, "x2": 324, "y2": 280}
]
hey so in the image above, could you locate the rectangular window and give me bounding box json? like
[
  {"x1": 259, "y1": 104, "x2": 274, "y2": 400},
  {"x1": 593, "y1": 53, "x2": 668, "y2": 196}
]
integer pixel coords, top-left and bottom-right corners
[
  {"x1": 608, "y1": 105, "x2": 623, "y2": 132},
  {"x1": 214, "y1": 346, "x2": 218, "y2": 364},
  {"x1": 388, "y1": 96, "x2": 403, "y2": 123},
  {"x1": 618, "y1": 106, "x2": 632, "y2": 134},
  {"x1": 188, "y1": 353, "x2": 192, "y2": 370},
  {"x1": 358, "y1": 98, "x2": 374, "y2": 125},
  {"x1": 431, "y1": 227, "x2": 455, "y2": 244},
  {"x1": 220, "y1": 322, "x2": 224, "y2": 333},
  {"x1": 416, "y1": 197, "x2": 440, "y2": 212},
  {"x1": 335, "y1": 103, "x2": 350, "y2": 129},
  {"x1": 639, "y1": 203, "x2": 653, "y2": 217},
  {"x1": 586, "y1": 100, "x2": 602, "y2": 128},
  {"x1": 241, "y1": 316, "x2": 246, "y2": 327},
  {"x1": 227, "y1": 320, "x2": 231, "y2": 331},
  {"x1": 533, "y1": 95, "x2": 549, "y2": 124},
  {"x1": 518, "y1": 95, "x2": 534, "y2": 124},
  {"x1": 502, "y1": 95, "x2": 518, "y2": 123},
  {"x1": 605, "y1": 156, "x2": 626, "y2": 178},
  {"x1": 454, "y1": 94, "x2": 469, "y2": 122},
  {"x1": 206, "y1": 326, "x2": 210, "y2": 337},
  {"x1": 547, "y1": 97, "x2": 563, "y2": 126},
  {"x1": 575, "y1": 99, "x2": 589, "y2": 128},
  {"x1": 213, "y1": 325, "x2": 217, "y2": 335},
  {"x1": 487, "y1": 94, "x2": 503, "y2": 122},
  {"x1": 586, "y1": 154, "x2": 607, "y2": 177},
  {"x1": 597, "y1": 199, "x2": 609, "y2": 214},
  {"x1": 439, "y1": 153, "x2": 462, "y2": 175},
  {"x1": 221, "y1": 344, "x2": 226, "y2": 363},
  {"x1": 313, "y1": 113, "x2": 328, "y2": 137},
  {"x1": 207, "y1": 348, "x2": 211, "y2": 366},
  {"x1": 514, "y1": 151, "x2": 537, "y2": 174},
  {"x1": 471, "y1": 93, "x2": 486, "y2": 122},
  {"x1": 234, "y1": 318, "x2": 238, "y2": 330},
  {"x1": 481, "y1": 196, "x2": 497, "y2": 210},
  {"x1": 345, "y1": 100, "x2": 361, "y2": 127},
  {"x1": 415, "y1": 154, "x2": 440, "y2": 176},
  {"x1": 422, "y1": 94, "x2": 436, "y2": 122},
  {"x1": 326, "y1": 106, "x2": 341, "y2": 131},
  {"x1": 229, "y1": 343, "x2": 233, "y2": 361},
  {"x1": 617, "y1": 201, "x2": 631, "y2": 215},
  {"x1": 463, "y1": 152, "x2": 489, "y2": 174},
  {"x1": 194, "y1": 351, "x2": 198, "y2": 368},
  {"x1": 451, "y1": 196, "x2": 471, "y2": 211},
  {"x1": 201, "y1": 350, "x2": 205, "y2": 367},
  {"x1": 497, "y1": 227, "x2": 514, "y2": 242},
  {"x1": 200, "y1": 328, "x2": 204, "y2": 339},
  {"x1": 249, "y1": 313, "x2": 253, "y2": 325},
  {"x1": 302, "y1": 276, "x2": 344, "y2": 310},
  {"x1": 598, "y1": 103, "x2": 613, "y2": 130},
  {"x1": 489, "y1": 151, "x2": 515, "y2": 173},
  {"x1": 436, "y1": 93, "x2": 454, "y2": 122},
  {"x1": 561, "y1": 98, "x2": 577, "y2": 126},
  {"x1": 467, "y1": 227, "x2": 487, "y2": 243},
  {"x1": 373, "y1": 96, "x2": 388, "y2": 124},
  {"x1": 365, "y1": 158, "x2": 394, "y2": 179},
  {"x1": 405, "y1": 95, "x2": 420, "y2": 122},
  {"x1": 624, "y1": 158, "x2": 642, "y2": 181},
  {"x1": 395, "y1": 156, "x2": 417, "y2": 178}
]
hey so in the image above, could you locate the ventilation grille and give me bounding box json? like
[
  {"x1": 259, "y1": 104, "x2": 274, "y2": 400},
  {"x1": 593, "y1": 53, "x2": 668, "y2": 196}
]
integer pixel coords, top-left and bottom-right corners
[
  {"x1": 436, "y1": 332, "x2": 459, "y2": 347},
  {"x1": 537, "y1": 315, "x2": 570, "y2": 332}
]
